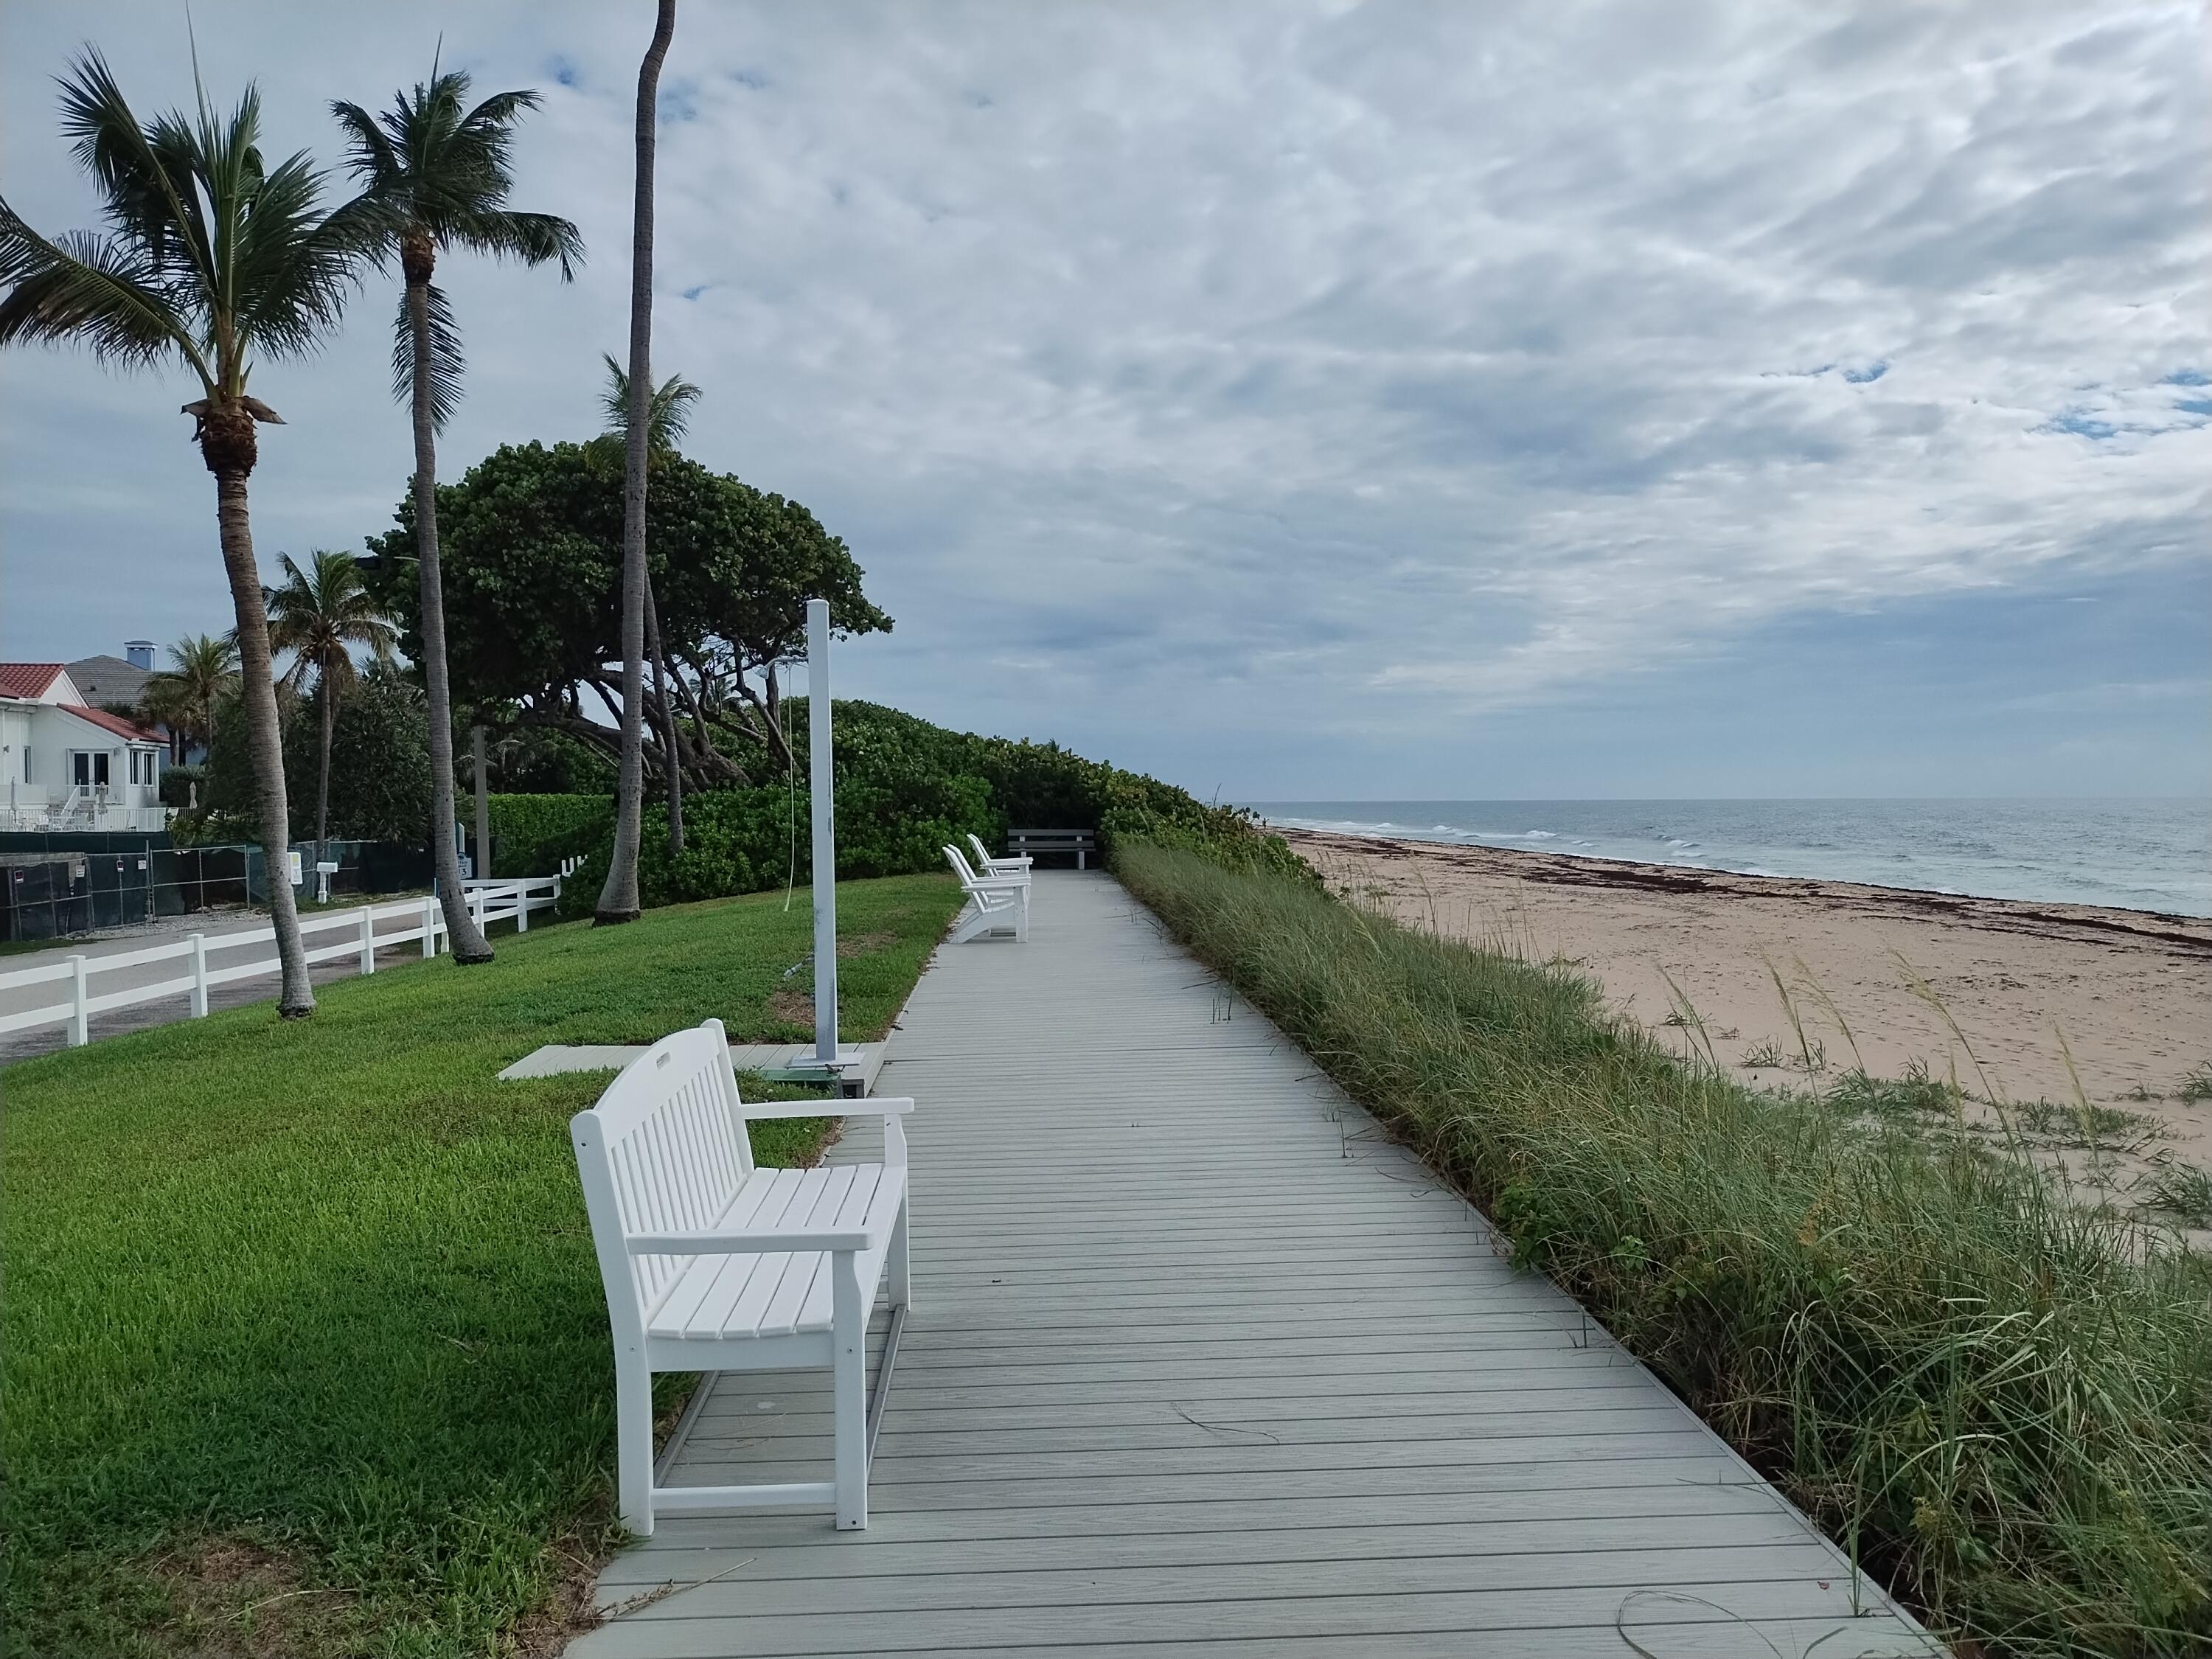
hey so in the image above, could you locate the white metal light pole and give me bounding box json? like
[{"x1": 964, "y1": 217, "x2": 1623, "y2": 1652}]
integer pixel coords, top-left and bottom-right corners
[{"x1": 807, "y1": 599, "x2": 839, "y2": 1070}]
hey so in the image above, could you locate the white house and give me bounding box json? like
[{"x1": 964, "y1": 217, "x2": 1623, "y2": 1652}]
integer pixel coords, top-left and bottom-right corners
[{"x1": 0, "y1": 664, "x2": 168, "y2": 832}]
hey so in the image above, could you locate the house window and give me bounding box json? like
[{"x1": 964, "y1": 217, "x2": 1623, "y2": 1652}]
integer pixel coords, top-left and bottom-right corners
[
  {"x1": 130, "y1": 751, "x2": 151, "y2": 786},
  {"x1": 71, "y1": 752, "x2": 111, "y2": 788},
  {"x1": 20, "y1": 748, "x2": 29, "y2": 785}
]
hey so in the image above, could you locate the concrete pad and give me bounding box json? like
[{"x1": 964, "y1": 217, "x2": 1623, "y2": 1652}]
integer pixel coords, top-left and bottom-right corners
[{"x1": 499, "y1": 1040, "x2": 886, "y2": 1093}]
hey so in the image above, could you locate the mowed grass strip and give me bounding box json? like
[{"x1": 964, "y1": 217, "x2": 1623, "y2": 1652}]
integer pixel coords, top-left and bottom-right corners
[
  {"x1": 3, "y1": 874, "x2": 961, "y2": 1658},
  {"x1": 1116, "y1": 843, "x2": 2212, "y2": 1659}
]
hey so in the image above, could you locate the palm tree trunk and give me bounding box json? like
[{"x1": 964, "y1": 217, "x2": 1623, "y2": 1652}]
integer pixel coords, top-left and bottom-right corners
[
  {"x1": 597, "y1": 0, "x2": 678, "y2": 925},
  {"x1": 407, "y1": 270, "x2": 494, "y2": 962},
  {"x1": 316, "y1": 668, "x2": 335, "y2": 860},
  {"x1": 644, "y1": 576, "x2": 684, "y2": 856},
  {"x1": 210, "y1": 463, "x2": 314, "y2": 1016}
]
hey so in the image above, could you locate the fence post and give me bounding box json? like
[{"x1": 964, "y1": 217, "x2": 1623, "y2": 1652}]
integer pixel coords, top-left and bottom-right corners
[
  {"x1": 69, "y1": 953, "x2": 88, "y2": 1046},
  {"x1": 470, "y1": 884, "x2": 485, "y2": 933},
  {"x1": 358, "y1": 905, "x2": 376, "y2": 975},
  {"x1": 422, "y1": 894, "x2": 438, "y2": 958},
  {"x1": 188, "y1": 932, "x2": 209, "y2": 1018},
  {"x1": 515, "y1": 881, "x2": 529, "y2": 933}
]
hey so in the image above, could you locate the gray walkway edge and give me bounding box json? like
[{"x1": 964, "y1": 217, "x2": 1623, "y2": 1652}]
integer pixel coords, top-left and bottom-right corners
[{"x1": 569, "y1": 871, "x2": 1936, "y2": 1658}]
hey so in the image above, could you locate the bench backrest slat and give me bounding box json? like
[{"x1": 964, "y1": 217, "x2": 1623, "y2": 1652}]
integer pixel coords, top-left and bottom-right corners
[
  {"x1": 571, "y1": 1019, "x2": 754, "y2": 1329},
  {"x1": 1008, "y1": 827, "x2": 1095, "y2": 846}
]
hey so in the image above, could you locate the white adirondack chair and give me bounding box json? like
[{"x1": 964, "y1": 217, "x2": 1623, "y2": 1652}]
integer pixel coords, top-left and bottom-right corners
[
  {"x1": 967, "y1": 832, "x2": 1033, "y2": 878},
  {"x1": 570, "y1": 1018, "x2": 913, "y2": 1533},
  {"x1": 943, "y1": 844, "x2": 1029, "y2": 942}
]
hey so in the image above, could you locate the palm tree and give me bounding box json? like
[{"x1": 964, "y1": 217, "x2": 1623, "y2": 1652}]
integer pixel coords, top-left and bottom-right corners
[
  {"x1": 269, "y1": 551, "x2": 398, "y2": 863},
  {"x1": 0, "y1": 55, "x2": 377, "y2": 1017},
  {"x1": 599, "y1": 351, "x2": 698, "y2": 855},
  {"x1": 599, "y1": 352, "x2": 700, "y2": 452},
  {"x1": 139, "y1": 633, "x2": 239, "y2": 765},
  {"x1": 332, "y1": 69, "x2": 580, "y2": 964},
  {"x1": 599, "y1": 0, "x2": 680, "y2": 925}
]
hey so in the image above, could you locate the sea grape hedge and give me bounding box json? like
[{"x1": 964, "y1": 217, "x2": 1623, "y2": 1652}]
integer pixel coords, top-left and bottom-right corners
[{"x1": 518, "y1": 700, "x2": 1304, "y2": 917}]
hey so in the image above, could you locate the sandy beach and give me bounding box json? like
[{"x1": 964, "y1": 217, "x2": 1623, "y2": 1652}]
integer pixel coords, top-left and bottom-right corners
[{"x1": 1284, "y1": 828, "x2": 2212, "y2": 1176}]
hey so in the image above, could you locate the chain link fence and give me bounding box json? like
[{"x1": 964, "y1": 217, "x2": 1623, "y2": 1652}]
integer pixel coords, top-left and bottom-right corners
[{"x1": 0, "y1": 834, "x2": 432, "y2": 943}]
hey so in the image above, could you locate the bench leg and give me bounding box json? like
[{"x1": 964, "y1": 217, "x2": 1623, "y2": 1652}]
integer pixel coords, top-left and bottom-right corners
[
  {"x1": 888, "y1": 1196, "x2": 912, "y2": 1312},
  {"x1": 832, "y1": 1251, "x2": 869, "y2": 1529},
  {"x1": 616, "y1": 1352, "x2": 655, "y2": 1537}
]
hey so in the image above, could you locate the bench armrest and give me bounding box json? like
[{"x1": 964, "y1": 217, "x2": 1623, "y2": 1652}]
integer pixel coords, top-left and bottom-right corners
[
  {"x1": 629, "y1": 1226, "x2": 874, "y2": 1253},
  {"x1": 743, "y1": 1096, "x2": 915, "y2": 1121}
]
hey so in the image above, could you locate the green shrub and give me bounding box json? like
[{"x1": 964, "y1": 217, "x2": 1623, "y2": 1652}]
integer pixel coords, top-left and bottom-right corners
[
  {"x1": 486, "y1": 793, "x2": 613, "y2": 878},
  {"x1": 1116, "y1": 841, "x2": 2212, "y2": 1658},
  {"x1": 157, "y1": 762, "x2": 205, "y2": 810},
  {"x1": 540, "y1": 698, "x2": 1298, "y2": 914}
]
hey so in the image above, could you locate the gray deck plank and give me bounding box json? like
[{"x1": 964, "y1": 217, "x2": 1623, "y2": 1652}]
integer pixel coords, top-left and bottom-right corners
[{"x1": 572, "y1": 872, "x2": 1933, "y2": 1658}]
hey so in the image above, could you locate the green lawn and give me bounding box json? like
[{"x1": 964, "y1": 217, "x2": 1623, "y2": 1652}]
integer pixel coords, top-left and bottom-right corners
[{"x1": 2, "y1": 873, "x2": 961, "y2": 1658}]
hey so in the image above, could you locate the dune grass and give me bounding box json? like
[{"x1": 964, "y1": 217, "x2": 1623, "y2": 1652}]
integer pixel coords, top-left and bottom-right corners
[
  {"x1": 1, "y1": 873, "x2": 961, "y2": 1658},
  {"x1": 1116, "y1": 842, "x2": 2212, "y2": 1658}
]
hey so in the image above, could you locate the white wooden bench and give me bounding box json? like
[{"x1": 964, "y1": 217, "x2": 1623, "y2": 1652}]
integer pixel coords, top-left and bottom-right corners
[
  {"x1": 942, "y1": 844, "x2": 1029, "y2": 942},
  {"x1": 569, "y1": 1018, "x2": 913, "y2": 1533},
  {"x1": 1008, "y1": 826, "x2": 1098, "y2": 869}
]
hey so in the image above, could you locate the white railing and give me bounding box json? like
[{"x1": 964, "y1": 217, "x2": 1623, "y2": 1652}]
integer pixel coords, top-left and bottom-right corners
[
  {"x1": 0, "y1": 791, "x2": 167, "y2": 832},
  {"x1": 0, "y1": 874, "x2": 562, "y2": 1047}
]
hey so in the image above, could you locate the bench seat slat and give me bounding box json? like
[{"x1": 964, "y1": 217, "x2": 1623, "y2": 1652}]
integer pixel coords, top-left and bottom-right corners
[
  {"x1": 649, "y1": 1166, "x2": 891, "y2": 1342},
  {"x1": 651, "y1": 1167, "x2": 799, "y2": 1333}
]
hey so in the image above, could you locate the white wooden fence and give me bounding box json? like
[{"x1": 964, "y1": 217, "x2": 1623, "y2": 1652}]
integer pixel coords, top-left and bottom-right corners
[{"x1": 0, "y1": 875, "x2": 561, "y2": 1047}]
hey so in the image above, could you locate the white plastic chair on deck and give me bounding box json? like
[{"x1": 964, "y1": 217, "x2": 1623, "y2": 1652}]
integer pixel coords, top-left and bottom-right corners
[
  {"x1": 967, "y1": 832, "x2": 1033, "y2": 879},
  {"x1": 943, "y1": 844, "x2": 1029, "y2": 942}
]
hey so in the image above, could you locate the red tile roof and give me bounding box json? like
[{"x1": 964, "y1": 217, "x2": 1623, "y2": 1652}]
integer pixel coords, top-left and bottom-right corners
[
  {"x1": 58, "y1": 703, "x2": 164, "y2": 743},
  {"x1": 0, "y1": 662, "x2": 66, "y2": 699}
]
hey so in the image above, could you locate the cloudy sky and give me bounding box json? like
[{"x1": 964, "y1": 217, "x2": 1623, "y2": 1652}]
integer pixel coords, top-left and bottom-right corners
[{"x1": 3, "y1": 2, "x2": 2205, "y2": 799}]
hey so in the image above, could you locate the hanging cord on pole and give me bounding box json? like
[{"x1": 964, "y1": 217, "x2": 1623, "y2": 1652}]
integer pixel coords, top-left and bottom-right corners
[{"x1": 782, "y1": 660, "x2": 799, "y2": 912}]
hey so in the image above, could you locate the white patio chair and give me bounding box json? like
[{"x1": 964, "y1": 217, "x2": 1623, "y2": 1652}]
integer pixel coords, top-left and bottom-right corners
[
  {"x1": 967, "y1": 832, "x2": 1033, "y2": 879},
  {"x1": 943, "y1": 844, "x2": 1029, "y2": 942}
]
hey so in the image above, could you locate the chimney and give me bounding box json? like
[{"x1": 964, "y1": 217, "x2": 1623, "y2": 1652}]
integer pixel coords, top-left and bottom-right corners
[{"x1": 125, "y1": 640, "x2": 156, "y2": 671}]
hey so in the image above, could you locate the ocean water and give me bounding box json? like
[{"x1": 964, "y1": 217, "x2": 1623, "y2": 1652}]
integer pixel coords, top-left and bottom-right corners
[{"x1": 1247, "y1": 799, "x2": 2212, "y2": 918}]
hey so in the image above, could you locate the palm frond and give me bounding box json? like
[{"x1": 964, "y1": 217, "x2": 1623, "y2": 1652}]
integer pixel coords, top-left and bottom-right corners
[
  {"x1": 330, "y1": 98, "x2": 406, "y2": 194},
  {"x1": 228, "y1": 148, "x2": 364, "y2": 364},
  {"x1": 444, "y1": 206, "x2": 582, "y2": 279},
  {"x1": 602, "y1": 351, "x2": 702, "y2": 451},
  {"x1": 390, "y1": 283, "x2": 466, "y2": 430},
  {"x1": 56, "y1": 52, "x2": 215, "y2": 291},
  {"x1": 599, "y1": 351, "x2": 629, "y2": 431},
  {"x1": 0, "y1": 211, "x2": 208, "y2": 379},
  {"x1": 459, "y1": 87, "x2": 543, "y2": 132}
]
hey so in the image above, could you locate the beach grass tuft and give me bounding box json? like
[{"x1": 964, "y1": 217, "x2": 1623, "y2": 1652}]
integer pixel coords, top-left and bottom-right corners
[
  {"x1": 2144, "y1": 1162, "x2": 2212, "y2": 1232},
  {"x1": 1825, "y1": 1060, "x2": 1955, "y2": 1120},
  {"x1": 1116, "y1": 841, "x2": 2212, "y2": 1659}
]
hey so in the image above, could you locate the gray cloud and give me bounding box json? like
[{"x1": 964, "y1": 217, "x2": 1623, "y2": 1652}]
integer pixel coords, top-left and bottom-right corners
[{"x1": 1, "y1": 0, "x2": 2204, "y2": 794}]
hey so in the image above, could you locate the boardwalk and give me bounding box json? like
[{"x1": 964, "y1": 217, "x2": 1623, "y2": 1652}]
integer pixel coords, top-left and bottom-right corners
[{"x1": 572, "y1": 872, "x2": 1934, "y2": 1658}]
